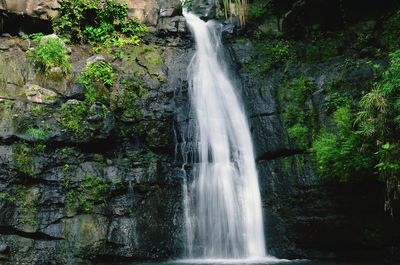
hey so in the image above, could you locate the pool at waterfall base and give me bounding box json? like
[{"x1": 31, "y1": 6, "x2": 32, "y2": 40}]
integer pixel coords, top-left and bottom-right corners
[{"x1": 96, "y1": 259, "x2": 396, "y2": 265}]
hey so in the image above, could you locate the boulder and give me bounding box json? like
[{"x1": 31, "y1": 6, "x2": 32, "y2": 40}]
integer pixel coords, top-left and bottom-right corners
[{"x1": 0, "y1": 0, "x2": 59, "y2": 20}]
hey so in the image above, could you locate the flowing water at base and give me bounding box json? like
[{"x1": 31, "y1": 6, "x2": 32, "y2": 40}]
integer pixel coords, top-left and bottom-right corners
[{"x1": 96, "y1": 260, "x2": 393, "y2": 265}]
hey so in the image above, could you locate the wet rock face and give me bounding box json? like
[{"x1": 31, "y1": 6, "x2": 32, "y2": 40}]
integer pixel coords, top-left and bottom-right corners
[
  {"x1": 230, "y1": 30, "x2": 400, "y2": 261},
  {"x1": 188, "y1": 0, "x2": 217, "y2": 20},
  {"x1": 0, "y1": 34, "x2": 189, "y2": 264}
]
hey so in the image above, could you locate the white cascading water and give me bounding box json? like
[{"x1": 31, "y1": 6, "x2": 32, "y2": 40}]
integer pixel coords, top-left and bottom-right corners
[{"x1": 182, "y1": 11, "x2": 268, "y2": 260}]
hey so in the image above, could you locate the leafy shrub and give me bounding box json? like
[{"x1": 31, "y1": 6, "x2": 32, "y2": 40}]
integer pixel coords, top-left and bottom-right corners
[
  {"x1": 248, "y1": 0, "x2": 272, "y2": 20},
  {"x1": 54, "y1": 0, "x2": 147, "y2": 46},
  {"x1": 60, "y1": 101, "x2": 89, "y2": 136},
  {"x1": 27, "y1": 37, "x2": 71, "y2": 75},
  {"x1": 279, "y1": 76, "x2": 317, "y2": 149},
  {"x1": 381, "y1": 10, "x2": 400, "y2": 50},
  {"x1": 357, "y1": 50, "x2": 400, "y2": 139},
  {"x1": 288, "y1": 124, "x2": 309, "y2": 150},
  {"x1": 312, "y1": 106, "x2": 373, "y2": 182},
  {"x1": 78, "y1": 61, "x2": 115, "y2": 105},
  {"x1": 324, "y1": 91, "x2": 352, "y2": 112},
  {"x1": 356, "y1": 50, "x2": 400, "y2": 213}
]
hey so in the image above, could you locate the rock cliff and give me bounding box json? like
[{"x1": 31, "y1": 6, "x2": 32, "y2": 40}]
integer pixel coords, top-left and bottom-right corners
[{"x1": 0, "y1": 0, "x2": 400, "y2": 264}]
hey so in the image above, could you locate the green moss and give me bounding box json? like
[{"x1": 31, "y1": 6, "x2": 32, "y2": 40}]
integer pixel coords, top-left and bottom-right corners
[
  {"x1": 13, "y1": 104, "x2": 54, "y2": 141},
  {"x1": 111, "y1": 76, "x2": 148, "y2": 121},
  {"x1": 0, "y1": 192, "x2": 16, "y2": 202},
  {"x1": 245, "y1": 39, "x2": 293, "y2": 76},
  {"x1": 0, "y1": 100, "x2": 13, "y2": 114},
  {"x1": 282, "y1": 157, "x2": 292, "y2": 172},
  {"x1": 135, "y1": 184, "x2": 160, "y2": 193},
  {"x1": 67, "y1": 176, "x2": 109, "y2": 214},
  {"x1": 139, "y1": 120, "x2": 170, "y2": 148},
  {"x1": 26, "y1": 127, "x2": 50, "y2": 141},
  {"x1": 78, "y1": 61, "x2": 115, "y2": 105},
  {"x1": 60, "y1": 101, "x2": 89, "y2": 136},
  {"x1": 12, "y1": 143, "x2": 45, "y2": 178},
  {"x1": 0, "y1": 71, "x2": 6, "y2": 91},
  {"x1": 16, "y1": 188, "x2": 39, "y2": 228},
  {"x1": 128, "y1": 45, "x2": 165, "y2": 81}
]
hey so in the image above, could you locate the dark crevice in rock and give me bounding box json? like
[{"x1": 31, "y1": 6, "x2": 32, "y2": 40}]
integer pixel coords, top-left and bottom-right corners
[
  {"x1": 0, "y1": 135, "x2": 26, "y2": 145},
  {"x1": 0, "y1": 226, "x2": 63, "y2": 241},
  {"x1": 0, "y1": 97, "x2": 17, "y2": 102},
  {"x1": 257, "y1": 148, "x2": 305, "y2": 161},
  {"x1": 38, "y1": 215, "x2": 76, "y2": 231},
  {"x1": 250, "y1": 112, "x2": 278, "y2": 119},
  {"x1": 0, "y1": 11, "x2": 52, "y2": 36},
  {"x1": 91, "y1": 254, "x2": 151, "y2": 263}
]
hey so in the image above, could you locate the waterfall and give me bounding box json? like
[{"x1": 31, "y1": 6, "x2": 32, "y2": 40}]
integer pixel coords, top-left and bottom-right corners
[{"x1": 182, "y1": 11, "x2": 267, "y2": 259}]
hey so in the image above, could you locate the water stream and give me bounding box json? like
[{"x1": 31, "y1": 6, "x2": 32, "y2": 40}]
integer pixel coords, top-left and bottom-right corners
[{"x1": 181, "y1": 11, "x2": 268, "y2": 259}]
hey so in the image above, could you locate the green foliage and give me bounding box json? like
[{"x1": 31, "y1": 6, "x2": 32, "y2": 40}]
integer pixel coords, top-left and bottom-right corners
[
  {"x1": 305, "y1": 25, "x2": 344, "y2": 61},
  {"x1": 111, "y1": 76, "x2": 148, "y2": 121},
  {"x1": 324, "y1": 91, "x2": 352, "y2": 113},
  {"x1": 12, "y1": 143, "x2": 44, "y2": 178},
  {"x1": 357, "y1": 50, "x2": 400, "y2": 139},
  {"x1": 245, "y1": 39, "x2": 292, "y2": 75},
  {"x1": 27, "y1": 33, "x2": 45, "y2": 41},
  {"x1": 0, "y1": 192, "x2": 16, "y2": 202},
  {"x1": 26, "y1": 127, "x2": 49, "y2": 141},
  {"x1": 309, "y1": 50, "x2": 400, "y2": 189},
  {"x1": 355, "y1": 50, "x2": 400, "y2": 212},
  {"x1": 14, "y1": 104, "x2": 53, "y2": 142},
  {"x1": 27, "y1": 37, "x2": 71, "y2": 75},
  {"x1": 287, "y1": 124, "x2": 309, "y2": 150},
  {"x1": 60, "y1": 101, "x2": 89, "y2": 136},
  {"x1": 67, "y1": 176, "x2": 109, "y2": 213},
  {"x1": 376, "y1": 143, "x2": 400, "y2": 174},
  {"x1": 54, "y1": 0, "x2": 147, "y2": 46},
  {"x1": 17, "y1": 189, "x2": 39, "y2": 227},
  {"x1": 312, "y1": 106, "x2": 373, "y2": 182},
  {"x1": 381, "y1": 10, "x2": 400, "y2": 50},
  {"x1": 78, "y1": 61, "x2": 115, "y2": 105},
  {"x1": 333, "y1": 106, "x2": 353, "y2": 132},
  {"x1": 279, "y1": 76, "x2": 317, "y2": 149},
  {"x1": 248, "y1": 0, "x2": 271, "y2": 20}
]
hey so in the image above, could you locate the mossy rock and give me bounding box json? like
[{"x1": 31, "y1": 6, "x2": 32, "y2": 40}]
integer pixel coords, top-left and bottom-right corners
[
  {"x1": 16, "y1": 187, "x2": 40, "y2": 232},
  {"x1": 62, "y1": 214, "x2": 108, "y2": 257},
  {"x1": 121, "y1": 44, "x2": 166, "y2": 82},
  {"x1": 111, "y1": 75, "x2": 149, "y2": 122},
  {"x1": 0, "y1": 53, "x2": 26, "y2": 100},
  {"x1": 23, "y1": 84, "x2": 58, "y2": 104}
]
